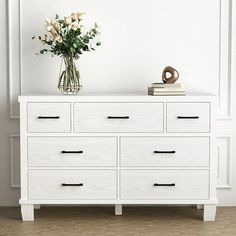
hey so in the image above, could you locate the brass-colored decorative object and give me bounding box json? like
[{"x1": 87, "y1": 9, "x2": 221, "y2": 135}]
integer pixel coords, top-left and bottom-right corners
[{"x1": 162, "y1": 66, "x2": 179, "y2": 84}]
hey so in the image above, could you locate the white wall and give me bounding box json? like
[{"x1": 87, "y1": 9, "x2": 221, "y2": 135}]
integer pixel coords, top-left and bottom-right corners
[
  {"x1": 21, "y1": 0, "x2": 219, "y2": 94},
  {"x1": 0, "y1": 0, "x2": 235, "y2": 206}
]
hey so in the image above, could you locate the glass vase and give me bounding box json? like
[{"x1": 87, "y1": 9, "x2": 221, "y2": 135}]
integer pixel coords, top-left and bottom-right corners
[{"x1": 58, "y1": 57, "x2": 82, "y2": 95}]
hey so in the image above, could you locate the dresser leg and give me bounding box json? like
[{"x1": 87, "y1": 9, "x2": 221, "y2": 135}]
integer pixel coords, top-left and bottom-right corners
[
  {"x1": 203, "y1": 204, "x2": 216, "y2": 221},
  {"x1": 115, "y1": 204, "x2": 122, "y2": 216},
  {"x1": 21, "y1": 204, "x2": 34, "y2": 221},
  {"x1": 34, "y1": 204, "x2": 41, "y2": 209},
  {"x1": 196, "y1": 204, "x2": 203, "y2": 210}
]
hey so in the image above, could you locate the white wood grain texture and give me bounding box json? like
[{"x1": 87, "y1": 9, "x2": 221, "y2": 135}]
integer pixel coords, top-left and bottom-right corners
[
  {"x1": 74, "y1": 103, "x2": 164, "y2": 133},
  {"x1": 166, "y1": 103, "x2": 210, "y2": 133},
  {"x1": 27, "y1": 103, "x2": 71, "y2": 133},
  {"x1": 34, "y1": 204, "x2": 40, "y2": 209},
  {"x1": 28, "y1": 170, "x2": 117, "y2": 200},
  {"x1": 19, "y1": 199, "x2": 218, "y2": 205},
  {"x1": 120, "y1": 170, "x2": 209, "y2": 200},
  {"x1": 204, "y1": 204, "x2": 216, "y2": 221},
  {"x1": 196, "y1": 204, "x2": 204, "y2": 210},
  {"x1": 21, "y1": 204, "x2": 34, "y2": 221},
  {"x1": 18, "y1": 94, "x2": 217, "y2": 103},
  {"x1": 28, "y1": 137, "x2": 117, "y2": 167},
  {"x1": 120, "y1": 137, "x2": 210, "y2": 167},
  {"x1": 115, "y1": 204, "x2": 122, "y2": 215},
  {"x1": 20, "y1": 101, "x2": 28, "y2": 199}
]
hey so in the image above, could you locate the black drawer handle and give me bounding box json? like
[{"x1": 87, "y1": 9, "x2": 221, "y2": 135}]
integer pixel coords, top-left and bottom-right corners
[
  {"x1": 61, "y1": 183, "x2": 83, "y2": 187},
  {"x1": 154, "y1": 183, "x2": 175, "y2": 187},
  {"x1": 177, "y1": 116, "x2": 199, "y2": 119},
  {"x1": 61, "y1": 151, "x2": 83, "y2": 154},
  {"x1": 107, "y1": 116, "x2": 130, "y2": 119},
  {"x1": 38, "y1": 116, "x2": 60, "y2": 119},
  {"x1": 154, "y1": 151, "x2": 176, "y2": 154}
]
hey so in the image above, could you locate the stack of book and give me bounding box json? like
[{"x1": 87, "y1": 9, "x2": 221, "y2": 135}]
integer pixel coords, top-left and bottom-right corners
[{"x1": 148, "y1": 83, "x2": 186, "y2": 96}]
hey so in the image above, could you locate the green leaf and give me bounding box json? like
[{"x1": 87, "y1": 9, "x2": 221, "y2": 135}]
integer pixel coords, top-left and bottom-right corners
[
  {"x1": 40, "y1": 50, "x2": 44, "y2": 54},
  {"x1": 55, "y1": 14, "x2": 59, "y2": 19},
  {"x1": 32, "y1": 36, "x2": 35, "y2": 40},
  {"x1": 96, "y1": 42, "x2": 101, "y2": 46}
]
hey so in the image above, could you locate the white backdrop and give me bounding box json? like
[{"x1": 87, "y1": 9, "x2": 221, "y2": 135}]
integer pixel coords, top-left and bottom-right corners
[{"x1": 21, "y1": 0, "x2": 219, "y2": 94}]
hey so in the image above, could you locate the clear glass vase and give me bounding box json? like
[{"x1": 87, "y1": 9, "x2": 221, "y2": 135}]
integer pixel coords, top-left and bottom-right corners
[{"x1": 58, "y1": 57, "x2": 82, "y2": 95}]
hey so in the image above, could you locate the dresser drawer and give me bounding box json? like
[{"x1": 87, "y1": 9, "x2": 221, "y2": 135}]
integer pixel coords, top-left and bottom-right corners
[
  {"x1": 28, "y1": 137, "x2": 117, "y2": 167},
  {"x1": 27, "y1": 103, "x2": 71, "y2": 133},
  {"x1": 74, "y1": 103, "x2": 164, "y2": 133},
  {"x1": 166, "y1": 103, "x2": 210, "y2": 133},
  {"x1": 28, "y1": 170, "x2": 117, "y2": 200},
  {"x1": 120, "y1": 170, "x2": 209, "y2": 200},
  {"x1": 120, "y1": 137, "x2": 210, "y2": 167}
]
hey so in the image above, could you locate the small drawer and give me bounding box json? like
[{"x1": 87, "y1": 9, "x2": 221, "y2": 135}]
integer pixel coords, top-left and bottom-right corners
[
  {"x1": 74, "y1": 103, "x2": 164, "y2": 133},
  {"x1": 27, "y1": 103, "x2": 71, "y2": 133},
  {"x1": 28, "y1": 137, "x2": 117, "y2": 167},
  {"x1": 120, "y1": 137, "x2": 210, "y2": 167},
  {"x1": 120, "y1": 170, "x2": 209, "y2": 200},
  {"x1": 28, "y1": 170, "x2": 117, "y2": 200},
  {"x1": 166, "y1": 103, "x2": 210, "y2": 133}
]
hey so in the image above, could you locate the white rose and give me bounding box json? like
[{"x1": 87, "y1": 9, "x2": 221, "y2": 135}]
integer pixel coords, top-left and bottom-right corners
[
  {"x1": 52, "y1": 21, "x2": 60, "y2": 32},
  {"x1": 71, "y1": 13, "x2": 78, "y2": 21},
  {"x1": 45, "y1": 24, "x2": 53, "y2": 32},
  {"x1": 54, "y1": 36, "x2": 63, "y2": 43},
  {"x1": 45, "y1": 18, "x2": 52, "y2": 24},
  {"x1": 50, "y1": 28, "x2": 58, "y2": 37},
  {"x1": 77, "y1": 12, "x2": 84, "y2": 20},
  {"x1": 71, "y1": 21, "x2": 79, "y2": 31},
  {"x1": 64, "y1": 17, "x2": 72, "y2": 25}
]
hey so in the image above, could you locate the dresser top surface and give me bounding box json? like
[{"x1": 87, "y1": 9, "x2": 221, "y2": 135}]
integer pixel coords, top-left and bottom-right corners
[{"x1": 18, "y1": 92, "x2": 217, "y2": 102}]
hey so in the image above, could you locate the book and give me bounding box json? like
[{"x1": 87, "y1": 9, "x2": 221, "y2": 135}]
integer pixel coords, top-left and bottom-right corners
[
  {"x1": 148, "y1": 82, "x2": 186, "y2": 96},
  {"x1": 148, "y1": 87, "x2": 185, "y2": 92},
  {"x1": 151, "y1": 83, "x2": 182, "y2": 88},
  {"x1": 148, "y1": 91, "x2": 186, "y2": 96}
]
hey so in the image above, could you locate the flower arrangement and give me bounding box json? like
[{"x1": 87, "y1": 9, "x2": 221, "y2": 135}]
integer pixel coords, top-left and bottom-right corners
[{"x1": 33, "y1": 12, "x2": 101, "y2": 94}]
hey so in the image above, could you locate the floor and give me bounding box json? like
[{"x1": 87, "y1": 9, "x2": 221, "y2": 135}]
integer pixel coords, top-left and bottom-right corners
[{"x1": 0, "y1": 207, "x2": 235, "y2": 236}]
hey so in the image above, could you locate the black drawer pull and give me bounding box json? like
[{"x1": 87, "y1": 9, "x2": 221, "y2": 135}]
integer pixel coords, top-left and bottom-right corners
[
  {"x1": 177, "y1": 116, "x2": 199, "y2": 119},
  {"x1": 61, "y1": 183, "x2": 83, "y2": 187},
  {"x1": 61, "y1": 151, "x2": 83, "y2": 154},
  {"x1": 154, "y1": 151, "x2": 176, "y2": 154},
  {"x1": 38, "y1": 116, "x2": 60, "y2": 119},
  {"x1": 154, "y1": 183, "x2": 175, "y2": 187},
  {"x1": 107, "y1": 116, "x2": 130, "y2": 119}
]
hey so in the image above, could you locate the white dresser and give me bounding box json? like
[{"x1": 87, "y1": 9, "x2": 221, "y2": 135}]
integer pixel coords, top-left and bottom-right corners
[{"x1": 18, "y1": 94, "x2": 217, "y2": 221}]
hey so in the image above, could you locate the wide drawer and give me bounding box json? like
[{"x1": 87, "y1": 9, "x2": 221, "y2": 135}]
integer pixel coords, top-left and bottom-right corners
[
  {"x1": 28, "y1": 137, "x2": 117, "y2": 167},
  {"x1": 27, "y1": 103, "x2": 71, "y2": 133},
  {"x1": 120, "y1": 170, "x2": 209, "y2": 200},
  {"x1": 166, "y1": 103, "x2": 210, "y2": 133},
  {"x1": 28, "y1": 170, "x2": 117, "y2": 200},
  {"x1": 120, "y1": 137, "x2": 210, "y2": 167},
  {"x1": 74, "y1": 103, "x2": 164, "y2": 133}
]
